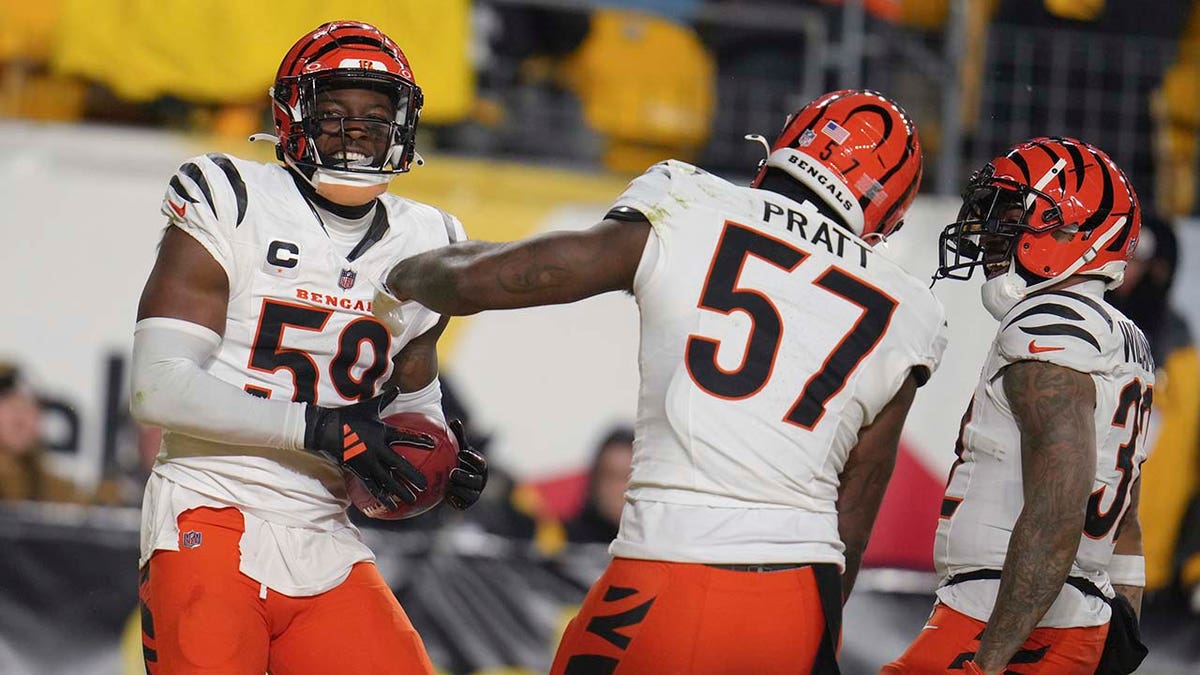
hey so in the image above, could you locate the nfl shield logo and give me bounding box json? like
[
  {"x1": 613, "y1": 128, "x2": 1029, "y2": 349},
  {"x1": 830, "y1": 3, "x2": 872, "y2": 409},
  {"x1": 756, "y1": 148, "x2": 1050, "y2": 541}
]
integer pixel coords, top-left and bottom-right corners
[
  {"x1": 338, "y1": 268, "x2": 357, "y2": 290},
  {"x1": 182, "y1": 531, "x2": 203, "y2": 549}
]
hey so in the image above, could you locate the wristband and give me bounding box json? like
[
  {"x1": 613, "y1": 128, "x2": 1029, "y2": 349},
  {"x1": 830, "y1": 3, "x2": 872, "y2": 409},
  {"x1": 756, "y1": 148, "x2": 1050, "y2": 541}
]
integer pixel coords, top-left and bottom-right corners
[{"x1": 1108, "y1": 554, "x2": 1145, "y2": 587}]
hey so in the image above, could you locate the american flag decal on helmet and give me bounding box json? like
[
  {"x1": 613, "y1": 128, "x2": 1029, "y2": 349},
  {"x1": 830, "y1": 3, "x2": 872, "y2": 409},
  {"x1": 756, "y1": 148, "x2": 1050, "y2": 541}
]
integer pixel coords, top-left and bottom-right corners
[
  {"x1": 822, "y1": 120, "x2": 850, "y2": 144},
  {"x1": 339, "y1": 269, "x2": 357, "y2": 290}
]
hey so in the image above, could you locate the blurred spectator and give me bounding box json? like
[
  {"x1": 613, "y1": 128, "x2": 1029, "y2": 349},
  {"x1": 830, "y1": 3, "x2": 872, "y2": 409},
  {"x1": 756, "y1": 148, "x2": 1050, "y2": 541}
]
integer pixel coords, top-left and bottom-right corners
[
  {"x1": 467, "y1": 3, "x2": 593, "y2": 159},
  {"x1": 0, "y1": 362, "x2": 87, "y2": 502},
  {"x1": 1155, "y1": 0, "x2": 1200, "y2": 216},
  {"x1": 1107, "y1": 215, "x2": 1200, "y2": 613},
  {"x1": 564, "y1": 426, "x2": 634, "y2": 544},
  {"x1": 561, "y1": 9, "x2": 715, "y2": 171}
]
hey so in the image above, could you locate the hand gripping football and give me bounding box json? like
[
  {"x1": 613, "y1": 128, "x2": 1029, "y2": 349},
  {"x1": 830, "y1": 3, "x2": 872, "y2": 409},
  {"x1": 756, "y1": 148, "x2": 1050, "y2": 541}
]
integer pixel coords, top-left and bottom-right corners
[{"x1": 344, "y1": 412, "x2": 460, "y2": 520}]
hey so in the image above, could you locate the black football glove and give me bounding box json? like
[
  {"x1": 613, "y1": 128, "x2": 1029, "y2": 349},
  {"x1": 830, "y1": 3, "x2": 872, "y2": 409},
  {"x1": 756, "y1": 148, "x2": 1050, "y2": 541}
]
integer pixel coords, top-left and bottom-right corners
[
  {"x1": 304, "y1": 389, "x2": 431, "y2": 508},
  {"x1": 445, "y1": 418, "x2": 488, "y2": 510}
]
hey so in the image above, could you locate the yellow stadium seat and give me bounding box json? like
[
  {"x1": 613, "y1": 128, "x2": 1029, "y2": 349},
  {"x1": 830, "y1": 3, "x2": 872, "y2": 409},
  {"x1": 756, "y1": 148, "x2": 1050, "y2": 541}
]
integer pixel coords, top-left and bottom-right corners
[
  {"x1": 561, "y1": 10, "x2": 715, "y2": 173},
  {"x1": 0, "y1": 1, "x2": 62, "y2": 62}
]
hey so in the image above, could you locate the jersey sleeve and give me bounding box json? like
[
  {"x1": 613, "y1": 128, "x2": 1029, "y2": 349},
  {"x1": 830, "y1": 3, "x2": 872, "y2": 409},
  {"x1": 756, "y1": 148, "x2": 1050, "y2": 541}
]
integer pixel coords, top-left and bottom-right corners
[
  {"x1": 606, "y1": 162, "x2": 674, "y2": 229},
  {"x1": 161, "y1": 153, "x2": 247, "y2": 280},
  {"x1": 915, "y1": 315, "x2": 950, "y2": 386},
  {"x1": 995, "y1": 292, "x2": 1121, "y2": 374},
  {"x1": 434, "y1": 207, "x2": 469, "y2": 244},
  {"x1": 860, "y1": 295, "x2": 948, "y2": 424}
]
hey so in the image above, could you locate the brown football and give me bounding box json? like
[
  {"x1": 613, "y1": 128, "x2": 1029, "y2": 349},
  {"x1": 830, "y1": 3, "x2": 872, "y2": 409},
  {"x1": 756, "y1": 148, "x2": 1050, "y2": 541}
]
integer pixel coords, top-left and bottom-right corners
[{"x1": 344, "y1": 412, "x2": 459, "y2": 520}]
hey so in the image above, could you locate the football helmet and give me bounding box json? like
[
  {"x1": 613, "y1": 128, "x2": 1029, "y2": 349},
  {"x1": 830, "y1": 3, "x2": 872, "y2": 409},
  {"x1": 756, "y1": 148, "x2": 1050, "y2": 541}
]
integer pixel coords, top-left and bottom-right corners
[
  {"x1": 751, "y1": 89, "x2": 923, "y2": 240},
  {"x1": 935, "y1": 137, "x2": 1140, "y2": 318},
  {"x1": 269, "y1": 21, "x2": 423, "y2": 183}
]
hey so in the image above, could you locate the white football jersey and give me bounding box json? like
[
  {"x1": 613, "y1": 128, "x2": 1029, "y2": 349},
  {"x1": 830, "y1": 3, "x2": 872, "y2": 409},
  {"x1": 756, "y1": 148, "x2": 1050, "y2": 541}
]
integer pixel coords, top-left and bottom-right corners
[
  {"x1": 934, "y1": 281, "x2": 1156, "y2": 627},
  {"x1": 140, "y1": 153, "x2": 464, "y2": 594},
  {"x1": 608, "y1": 161, "x2": 948, "y2": 566}
]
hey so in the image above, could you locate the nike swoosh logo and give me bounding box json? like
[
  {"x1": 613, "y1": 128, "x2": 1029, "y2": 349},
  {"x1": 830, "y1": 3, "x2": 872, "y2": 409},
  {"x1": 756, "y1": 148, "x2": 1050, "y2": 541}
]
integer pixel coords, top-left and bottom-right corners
[
  {"x1": 921, "y1": 624, "x2": 938, "y2": 630},
  {"x1": 1028, "y1": 340, "x2": 1064, "y2": 354},
  {"x1": 168, "y1": 200, "x2": 187, "y2": 218}
]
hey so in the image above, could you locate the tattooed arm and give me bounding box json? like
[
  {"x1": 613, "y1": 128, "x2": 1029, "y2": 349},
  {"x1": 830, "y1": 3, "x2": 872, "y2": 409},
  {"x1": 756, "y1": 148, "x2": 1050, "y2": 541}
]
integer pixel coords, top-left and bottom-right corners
[
  {"x1": 384, "y1": 218, "x2": 652, "y2": 315},
  {"x1": 837, "y1": 372, "x2": 919, "y2": 602},
  {"x1": 973, "y1": 360, "x2": 1097, "y2": 673}
]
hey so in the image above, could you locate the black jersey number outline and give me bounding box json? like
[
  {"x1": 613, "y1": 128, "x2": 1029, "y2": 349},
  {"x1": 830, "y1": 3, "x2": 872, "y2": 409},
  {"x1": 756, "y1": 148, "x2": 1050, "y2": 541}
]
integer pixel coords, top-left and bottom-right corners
[
  {"x1": 247, "y1": 299, "x2": 391, "y2": 403},
  {"x1": 1085, "y1": 378, "x2": 1153, "y2": 539},
  {"x1": 685, "y1": 221, "x2": 898, "y2": 430}
]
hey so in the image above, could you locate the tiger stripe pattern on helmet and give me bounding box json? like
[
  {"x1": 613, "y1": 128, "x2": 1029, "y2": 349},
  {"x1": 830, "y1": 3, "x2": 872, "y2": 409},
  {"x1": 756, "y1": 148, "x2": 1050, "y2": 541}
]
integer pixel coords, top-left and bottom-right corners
[{"x1": 936, "y1": 136, "x2": 1140, "y2": 285}]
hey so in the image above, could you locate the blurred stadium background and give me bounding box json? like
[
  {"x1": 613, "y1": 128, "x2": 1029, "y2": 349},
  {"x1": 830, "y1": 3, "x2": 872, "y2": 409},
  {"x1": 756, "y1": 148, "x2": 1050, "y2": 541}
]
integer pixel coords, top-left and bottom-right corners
[{"x1": 1, "y1": 1, "x2": 1199, "y2": 673}]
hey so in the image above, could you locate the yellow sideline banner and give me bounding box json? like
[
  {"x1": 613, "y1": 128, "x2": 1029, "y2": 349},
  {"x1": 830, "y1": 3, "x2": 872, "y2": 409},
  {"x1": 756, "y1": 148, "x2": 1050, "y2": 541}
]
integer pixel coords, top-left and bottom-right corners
[{"x1": 51, "y1": 0, "x2": 473, "y2": 123}]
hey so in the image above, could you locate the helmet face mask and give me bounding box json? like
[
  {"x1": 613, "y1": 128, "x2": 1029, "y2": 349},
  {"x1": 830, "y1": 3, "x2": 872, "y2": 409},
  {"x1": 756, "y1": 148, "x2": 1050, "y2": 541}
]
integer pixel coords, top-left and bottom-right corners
[
  {"x1": 271, "y1": 22, "x2": 424, "y2": 180},
  {"x1": 300, "y1": 73, "x2": 417, "y2": 173},
  {"x1": 937, "y1": 169, "x2": 1064, "y2": 281}
]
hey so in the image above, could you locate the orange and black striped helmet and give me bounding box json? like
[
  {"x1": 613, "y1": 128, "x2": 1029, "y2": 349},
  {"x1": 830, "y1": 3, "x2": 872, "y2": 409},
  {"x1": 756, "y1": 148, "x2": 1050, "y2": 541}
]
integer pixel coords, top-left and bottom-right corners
[
  {"x1": 936, "y1": 136, "x2": 1140, "y2": 286},
  {"x1": 751, "y1": 89, "x2": 923, "y2": 239},
  {"x1": 270, "y1": 21, "x2": 423, "y2": 175}
]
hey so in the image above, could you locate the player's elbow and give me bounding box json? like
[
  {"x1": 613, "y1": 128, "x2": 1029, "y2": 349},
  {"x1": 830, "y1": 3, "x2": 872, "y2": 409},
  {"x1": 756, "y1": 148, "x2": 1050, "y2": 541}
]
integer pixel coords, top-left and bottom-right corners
[
  {"x1": 129, "y1": 371, "x2": 170, "y2": 428},
  {"x1": 129, "y1": 358, "x2": 187, "y2": 429}
]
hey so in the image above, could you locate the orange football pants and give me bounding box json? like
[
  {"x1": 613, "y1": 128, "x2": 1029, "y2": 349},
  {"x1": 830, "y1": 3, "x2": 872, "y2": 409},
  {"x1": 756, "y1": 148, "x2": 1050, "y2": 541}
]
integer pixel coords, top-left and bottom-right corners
[
  {"x1": 880, "y1": 602, "x2": 1108, "y2": 674},
  {"x1": 551, "y1": 557, "x2": 841, "y2": 675},
  {"x1": 138, "y1": 507, "x2": 434, "y2": 675}
]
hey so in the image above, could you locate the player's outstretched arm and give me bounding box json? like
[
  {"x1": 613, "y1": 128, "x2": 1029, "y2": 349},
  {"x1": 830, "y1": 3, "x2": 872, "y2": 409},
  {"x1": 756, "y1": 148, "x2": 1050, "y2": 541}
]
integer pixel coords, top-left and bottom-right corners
[
  {"x1": 1111, "y1": 476, "x2": 1144, "y2": 619},
  {"x1": 973, "y1": 360, "x2": 1096, "y2": 673},
  {"x1": 384, "y1": 218, "x2": 651, "y2": 314},
  {"x1": 837, "y1": 372, "x2": 919, "y2": 603}
]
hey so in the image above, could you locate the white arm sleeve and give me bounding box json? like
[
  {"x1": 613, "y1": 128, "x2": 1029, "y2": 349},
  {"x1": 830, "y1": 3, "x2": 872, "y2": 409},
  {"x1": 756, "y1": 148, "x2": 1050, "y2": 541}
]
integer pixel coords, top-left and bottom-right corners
[
  {"x1": 130, "y1": 317, "x2": 307, "y2": 450},
  {"x1": 382, "y1": 377, "x2": 446, "y2": 425}
]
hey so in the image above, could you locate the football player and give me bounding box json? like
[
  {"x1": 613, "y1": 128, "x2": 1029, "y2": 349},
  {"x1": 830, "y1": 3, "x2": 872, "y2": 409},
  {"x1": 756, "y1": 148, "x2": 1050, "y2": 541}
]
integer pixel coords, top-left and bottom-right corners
[
  {"x1": 882, "y1": 137, "x2": 1152, "y2": 674},
  {"x1": 382, "y1": 90, "x2": 948, "y2": 674},
  {"x1": 130, "y1": 21, "x2": 486, "y2": 675}
]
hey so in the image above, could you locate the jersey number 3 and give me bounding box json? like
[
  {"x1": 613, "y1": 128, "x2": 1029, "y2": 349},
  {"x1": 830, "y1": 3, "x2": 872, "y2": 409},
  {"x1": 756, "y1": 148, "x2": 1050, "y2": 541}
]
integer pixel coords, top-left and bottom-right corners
[
  {"x1": 685, "y1": 222, "x2": 897, "y2": 430},
  {"x1": 1085, "y1": 378, "x2": 1153, "y2": 539}
]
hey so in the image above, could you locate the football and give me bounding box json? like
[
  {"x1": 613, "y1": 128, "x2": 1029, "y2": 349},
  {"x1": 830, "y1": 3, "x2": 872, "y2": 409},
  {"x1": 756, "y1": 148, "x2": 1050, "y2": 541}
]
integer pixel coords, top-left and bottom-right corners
[{"x1": 344, "y1": 412, "x2": 459, "y2": 520}]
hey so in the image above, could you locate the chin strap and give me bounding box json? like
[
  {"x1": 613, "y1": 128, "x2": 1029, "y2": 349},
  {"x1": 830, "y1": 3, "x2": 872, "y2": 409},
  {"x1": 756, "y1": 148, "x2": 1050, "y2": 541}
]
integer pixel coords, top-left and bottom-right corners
[
  {"x1": 744, "y1": 134, "x2": 771, "y2": 176},
  {"x1": 1020, "y1": 215, "x2": 1130, "y2": 297},
  {"x1": 744, "y1": 133, "x2": 771, "y2": 156},
  {"x1": 249, "y1": 133, "x2": 279, "y2": 144}
]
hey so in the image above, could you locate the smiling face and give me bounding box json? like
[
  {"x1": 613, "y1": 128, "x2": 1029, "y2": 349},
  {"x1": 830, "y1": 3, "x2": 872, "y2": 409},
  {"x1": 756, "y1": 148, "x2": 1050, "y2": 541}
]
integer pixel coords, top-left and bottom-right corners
[{"x1": 311, "y1": 87, "x2": 397, "y2": 170}]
